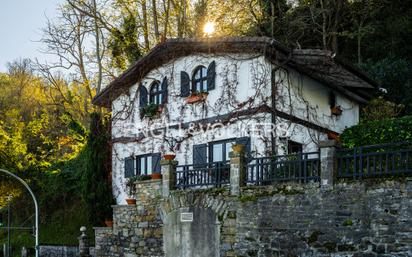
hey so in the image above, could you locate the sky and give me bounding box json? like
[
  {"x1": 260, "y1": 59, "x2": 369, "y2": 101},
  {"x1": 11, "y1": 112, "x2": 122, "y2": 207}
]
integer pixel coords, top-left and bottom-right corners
[{"x1": 0, "y1": 0, "x2": 62, "y2": 72}]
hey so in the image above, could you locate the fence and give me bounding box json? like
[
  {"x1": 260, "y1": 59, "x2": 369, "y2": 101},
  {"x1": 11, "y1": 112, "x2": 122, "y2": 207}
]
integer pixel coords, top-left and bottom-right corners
[
  {"x1": 337, "y1": 141, "x2": 412, "y2": 179},
  {"x1": 246, "y1": 152, "x2": 320, "y2": 185},
  {"x1": 176, "y1": 161, "x2": 230, "y2": 189},
  {"x1": 171, "y1": 141, "x2": 412, "y2": 190}
]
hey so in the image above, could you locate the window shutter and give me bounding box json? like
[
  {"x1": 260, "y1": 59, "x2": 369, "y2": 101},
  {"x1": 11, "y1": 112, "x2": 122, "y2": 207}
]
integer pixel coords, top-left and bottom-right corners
[
  {"x1": 152, "y1": 153, "x2": 161, "y2": 173},
  {"x1": 236, "y1": 137, "x2": 251, "y2": 153},
  {"x1": 125, "y1": 157, "x2": 135, "y2": 178},
  {"x1": 207, "y1": 61, "x2": 216, "y2": 91},
  {"x1": 161, "y1": 77, "x2": 168, "y2": 104},
  {"x1": 193, "y1": 144, "x2": 207, "y2": 165},
  {"x1": 180, "y1": 71, "x2": 191, "y2": 97},
  {"x1": 139, "y1": 83, "x2": 148, "y2": 107}
]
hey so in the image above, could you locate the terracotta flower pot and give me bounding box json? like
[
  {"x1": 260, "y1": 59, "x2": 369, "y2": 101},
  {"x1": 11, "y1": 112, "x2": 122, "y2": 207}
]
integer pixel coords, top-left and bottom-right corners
[
  {"x1": 331, "y1": 106, "x2": 343, "y2": 116},
  {"x1": 126, "y1": 198, "x2": 137, "y2": 205},
  {"x1": 150, "y1": 173, "x2": 162, "y2": 180},
  {"x1": 164, "y1": 154, "x2": 176, "y2": 160},
  {"x1": 105, "y1": 220, "x2": 113, "y2": 227}
]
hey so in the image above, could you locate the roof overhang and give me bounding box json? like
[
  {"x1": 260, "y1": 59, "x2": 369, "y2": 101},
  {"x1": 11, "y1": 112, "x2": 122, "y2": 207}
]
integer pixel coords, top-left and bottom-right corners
[{"x1": 93, "y1": 37, "x2": 377, "y2": 108}]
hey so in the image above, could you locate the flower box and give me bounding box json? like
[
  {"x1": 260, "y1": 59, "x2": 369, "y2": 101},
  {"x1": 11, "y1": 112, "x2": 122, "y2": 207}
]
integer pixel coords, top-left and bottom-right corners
[{"x1": 186, "y1": 92, "x2": 208, "y2": 104}]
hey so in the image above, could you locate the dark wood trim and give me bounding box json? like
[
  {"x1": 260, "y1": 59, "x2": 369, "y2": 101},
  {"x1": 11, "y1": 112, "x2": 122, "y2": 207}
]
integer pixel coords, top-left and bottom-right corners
[{"x1": 111, "y1": 104, "x2": 339, "y2": 144}]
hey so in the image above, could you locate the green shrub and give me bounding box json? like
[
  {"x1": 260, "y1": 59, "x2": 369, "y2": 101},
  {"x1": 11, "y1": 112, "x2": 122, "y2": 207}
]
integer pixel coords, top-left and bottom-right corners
[{"x1": 340, "y1": 115, "x2": 412, "y2": 148}]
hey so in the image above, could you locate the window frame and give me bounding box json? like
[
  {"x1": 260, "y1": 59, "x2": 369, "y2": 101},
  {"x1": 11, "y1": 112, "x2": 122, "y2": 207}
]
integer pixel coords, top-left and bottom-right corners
[
  {"x1": 136, "y1": 154, "x2": 154, "y2": 175},
  {"x1": 149, "y1": 80, "x2": 165, "y2": 106},
  {"x1": 287, "y1": 140, "x2": 303, "y2": 154},
  {"x1": 208, "y1": 138, "x2": 236, "y2": 163},
  {"x1": 192, "y1": 65, "x2": 208, "y2": 93}
]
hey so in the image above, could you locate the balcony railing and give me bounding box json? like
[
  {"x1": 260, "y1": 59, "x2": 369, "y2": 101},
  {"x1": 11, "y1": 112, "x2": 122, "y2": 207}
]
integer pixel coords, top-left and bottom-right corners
[
  {"x1": 176, "y1": 161, "x2": 230, "y2": 189},
  {"x1": 337, "y1": 141, "x2": 412, "y2": 179},
  {"x1": 246, "y1": 152, "x2": 320, "y2": 185}
]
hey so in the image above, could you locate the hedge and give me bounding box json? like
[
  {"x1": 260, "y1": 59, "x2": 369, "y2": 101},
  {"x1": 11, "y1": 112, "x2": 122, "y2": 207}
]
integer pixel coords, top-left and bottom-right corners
[{"x1": 340, "y1": 115, "x2": 412, "y2": 148}]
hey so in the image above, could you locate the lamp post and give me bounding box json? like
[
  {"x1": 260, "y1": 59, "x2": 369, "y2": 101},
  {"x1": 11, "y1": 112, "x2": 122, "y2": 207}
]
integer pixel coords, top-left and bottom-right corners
[
  {"x1": 7, "y1": 195, "x2": 11, "y2": 257},
  {"x1": 0, "y1": 169, "x2": 39, "y2": 257}
]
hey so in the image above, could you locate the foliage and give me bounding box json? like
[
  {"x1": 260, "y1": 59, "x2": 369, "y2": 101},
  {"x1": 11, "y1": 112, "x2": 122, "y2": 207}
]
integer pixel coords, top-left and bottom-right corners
[
  {"x1": 0, "y1": 200, "x2": 94, "y2": 257},
  {"x1": 361, "y1": 97, "x2": 403, "y2": 121},
  {"x1": 108, "y1": 14, "x2": 142, "y2": 70},
  {"x1": 140, "y1": 103, "x2": 160, "y2": 119},
  {"x1": 80, "y1": 112, "x2": 113, "y2": 226},
  {"x1": 359, "y1": 58, "x2": 412, "y2": 114},
  {"x1": 340, "y1": 116, "x2": 412, "y2": 148}
]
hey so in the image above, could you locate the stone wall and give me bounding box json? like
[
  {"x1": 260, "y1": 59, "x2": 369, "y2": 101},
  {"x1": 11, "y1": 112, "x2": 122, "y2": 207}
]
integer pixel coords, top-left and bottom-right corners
[
  {"x1": 39, "y1": 245, "x2": 95, "y2": 257},
  {"x1": 94, "y1": 179, "x2": 163, "y2": 257},
  {"x1": 161, "y1": 179, "x2": 412, "y2": 257},
  {"x1": 95, "y1": 177, "x2": 412, "y2": 257}
]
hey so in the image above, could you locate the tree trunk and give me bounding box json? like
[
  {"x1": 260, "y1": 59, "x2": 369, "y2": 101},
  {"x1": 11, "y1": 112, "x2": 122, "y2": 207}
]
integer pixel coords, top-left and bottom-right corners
[
  {"x1": 92, "y1": 0, "x2": 103, "y2": 93},
  {"x1": 142, "y1": 0, "x2": 150, "y2": 50},
  {"x1": 162, "y1": 0, "x2": 171, "y2": 40},
  {"x1": 152, "y1": 0, "x2": 160, "y2": 42}
]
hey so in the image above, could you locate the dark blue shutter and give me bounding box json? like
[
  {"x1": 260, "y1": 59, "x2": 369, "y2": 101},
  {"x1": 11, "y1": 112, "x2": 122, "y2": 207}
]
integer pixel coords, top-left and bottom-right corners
[
  {"x1": 161, "y1": 77, "x2": 168, "y2": 104},
  {"x1": 236, "y1": 137, "x2": 251, "y2": 153},
  {"x1": 152, "y1": 153, "x2": 161, "y2": 173},
  {"x1": 125, "y1": 157, "x2": 135, "y2": 178},
  {"x1": 193, "y1": 144, "x2": 207, "y2": 165},
  {"x1": 181, "y1": 71, "x2": 191, "y2": 97},
  {"x1": 139, "y1": 83, "x2": 148, "y2": 107},
  {"x1": 207, "y1": 61, "x2": 216, "y2": 91}
]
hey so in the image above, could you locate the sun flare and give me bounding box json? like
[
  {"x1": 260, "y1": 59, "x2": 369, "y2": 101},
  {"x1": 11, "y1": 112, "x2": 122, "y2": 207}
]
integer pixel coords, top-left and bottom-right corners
[{"x1": 203, "y1": 21, "x2": 215, "y2": 36}]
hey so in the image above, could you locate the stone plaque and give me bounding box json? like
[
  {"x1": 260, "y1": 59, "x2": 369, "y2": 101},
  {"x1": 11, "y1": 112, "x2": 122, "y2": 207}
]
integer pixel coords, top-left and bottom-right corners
[{"x1": 180, "y1": 212, "x2": 194, "y2": 222}]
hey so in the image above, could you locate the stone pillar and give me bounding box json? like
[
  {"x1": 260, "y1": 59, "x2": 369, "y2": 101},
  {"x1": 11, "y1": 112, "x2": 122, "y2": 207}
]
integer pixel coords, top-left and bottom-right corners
[
  {"x1": 21, "y1": 246, "x2": 28, "y2": 257},
  {"x1": 161, "y1": 159, "x2": 177, "y2": 197},
  {"x1": 79, "y1": 226, "x2": 90, "y2": 257},
  {"x1": 319, "y1": 140, "x2": 339, "y2": 190},
  {"x1": 229, "y1": 149, "x2": 246, "y2": 196}
]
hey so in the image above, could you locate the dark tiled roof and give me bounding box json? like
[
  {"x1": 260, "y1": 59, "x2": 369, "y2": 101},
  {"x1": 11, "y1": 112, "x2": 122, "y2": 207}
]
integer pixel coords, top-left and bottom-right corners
[{"x1": 93, "y1": 37, "x2": 377, "y2": 107}]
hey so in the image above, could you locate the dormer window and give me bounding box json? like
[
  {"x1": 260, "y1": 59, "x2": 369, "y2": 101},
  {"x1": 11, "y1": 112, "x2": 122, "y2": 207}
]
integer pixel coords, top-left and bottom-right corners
[
  {"x1": 192, "y1": 66, "x2": 208, "y2": 93},
  {"x1": 149, "y1": 81, "x2": 164, "y2": 105}
]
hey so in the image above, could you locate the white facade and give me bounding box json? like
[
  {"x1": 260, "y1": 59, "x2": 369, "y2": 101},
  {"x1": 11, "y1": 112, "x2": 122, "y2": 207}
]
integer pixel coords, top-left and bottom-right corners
[{"x1": 110, "y1": 53, "x2": 360, "y2": 203}]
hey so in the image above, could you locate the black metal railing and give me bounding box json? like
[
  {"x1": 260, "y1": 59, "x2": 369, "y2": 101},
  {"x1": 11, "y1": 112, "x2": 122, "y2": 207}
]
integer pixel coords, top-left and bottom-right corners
[
  {"x1": 246, "y1": 152, "x2": 320, "y2": 185},
  {"x1": 176, "y1": 161, "x2": 230, "y2": 189},
  {"x1": 337, "y1": 141, "x2": 412, "y2": 179}
]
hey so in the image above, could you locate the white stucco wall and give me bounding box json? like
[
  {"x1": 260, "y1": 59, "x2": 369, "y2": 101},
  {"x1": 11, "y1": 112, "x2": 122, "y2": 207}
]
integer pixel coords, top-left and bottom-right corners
[
  {"x1": 110, "y1": 53, "x2": 360, "y2": 203},
  {"x1": 274, "y1": 68, "x2": 359, "y2": 133}
]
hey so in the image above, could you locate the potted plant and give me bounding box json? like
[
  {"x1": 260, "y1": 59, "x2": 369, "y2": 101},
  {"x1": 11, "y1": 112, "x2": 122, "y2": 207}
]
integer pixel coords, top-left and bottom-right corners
[
  {"x1": 186, "y1": 92, "x2": 208, "y2": 104},
  {"x1": 163, "y1": 151, "x2": 176, "y2": 161},
  {"x1": 125, "y1": 176, "x2": 138, "y2": 205},
  {"x1": 104, "y1": 219, "x2": 113, "y2": 227},
  {"x1": 331, "y1": 106, "x2": 343, "y2": 116},
  {"x1": 150, "y1": 172, "x2": 162, "y2": 180},
  {"x1": 136, "y1": 174, "x2": 152, "y2": 181}
]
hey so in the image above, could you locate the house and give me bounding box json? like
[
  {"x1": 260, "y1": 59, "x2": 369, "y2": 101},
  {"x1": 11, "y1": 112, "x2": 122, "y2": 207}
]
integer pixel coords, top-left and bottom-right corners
[{"x1": 92, "y1": 37, "x2": 376, "y2": 203}]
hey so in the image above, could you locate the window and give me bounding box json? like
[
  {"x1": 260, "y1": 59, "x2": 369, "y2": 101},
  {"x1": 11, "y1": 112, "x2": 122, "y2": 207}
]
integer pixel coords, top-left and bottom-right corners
[
  {"x1": 209, "y1": 139, "x2": 236, "y2": 163},
  {"x1": 288, "y1": 140, "x2": 303, "y2": 154},
  {"x1": 192, "y1": 137, "x2": 251, "y2": 165},
  {"x1": 136, "y1": 153, "x2": 161, "y2": 175},
  {"x1": 192, "y1": 66, "x2": 208, "y2": 93},
  {"x1": 149, "y1": 81, "x2": 164, "y2": 105}
]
